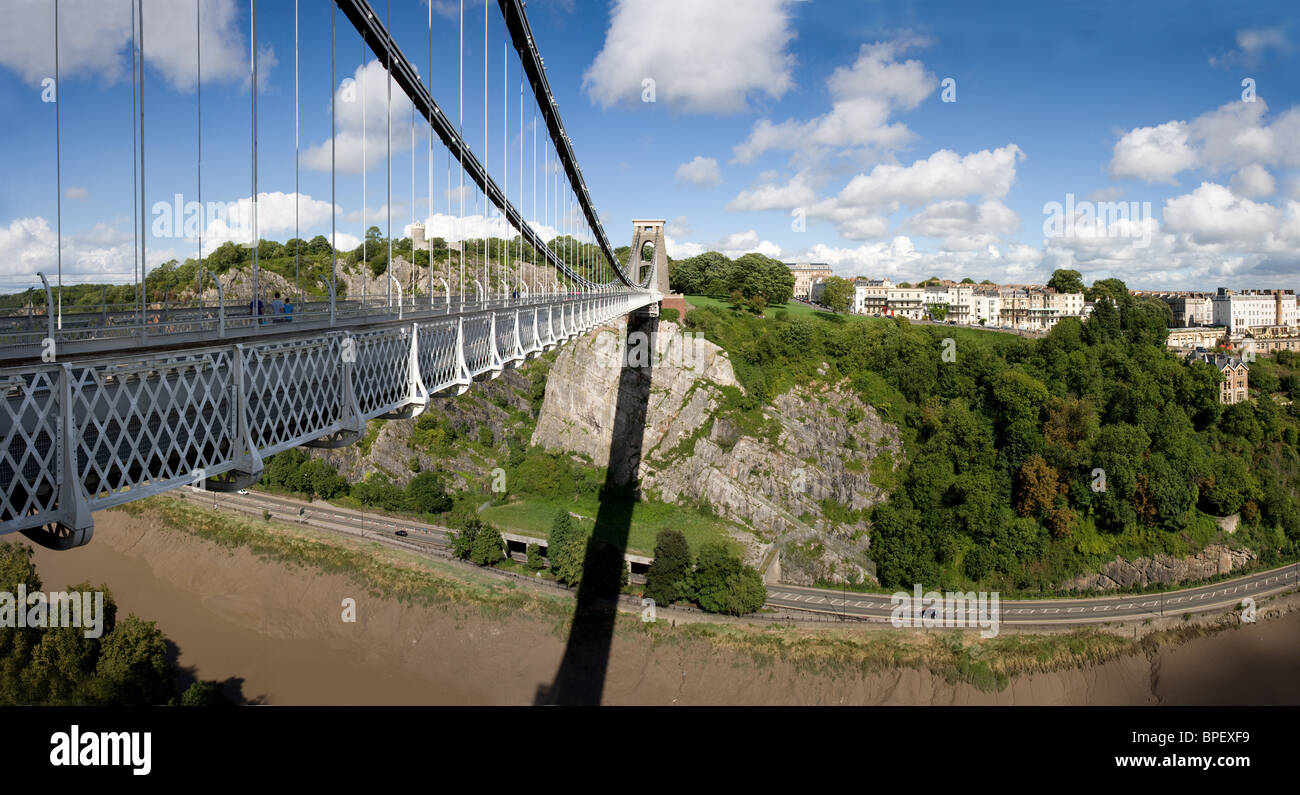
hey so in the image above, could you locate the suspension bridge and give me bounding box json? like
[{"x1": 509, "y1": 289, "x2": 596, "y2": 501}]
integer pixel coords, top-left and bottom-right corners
[{"x1": 0, "y1": 0, "x2": 671, "y2": 551}]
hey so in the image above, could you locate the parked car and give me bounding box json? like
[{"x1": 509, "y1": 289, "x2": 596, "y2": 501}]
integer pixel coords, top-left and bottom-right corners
[
  {"x1": 237, "y1": 489, "x2": 250, "y2": 495},
  {"x1": 395, "y1": 530, "x2": 408, "y2": 537}
]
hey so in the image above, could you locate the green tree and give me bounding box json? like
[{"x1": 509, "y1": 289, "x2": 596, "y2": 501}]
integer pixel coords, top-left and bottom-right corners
[
  {"x1": 689, "y1": 544, "x2": 765, "y2": 615},
  {"x1": 819, "y1": 276, "x2": 854, "y2": 314},
  {"x1": 547, "y1": 510, "x2": 588, "y2": 586},
  {"x1": 90, "y1": 616, "x2": 177, "y2": 705},
  {"x1": 469, "y1": 524, "x2": 505, "y2": 566},
  {"x1": 643, "y1": 530, "x2": 691, "y2": 605},
  {"x1": 1047, "y1": 268, "x2": 1084, "y2": 294},
  {"x1": 180, "y1": 680, "x2": 235, "y2": 706},
  {"x1": 408, "y1": 470, "x2": 452, "y2": 514},
  {"x1": 526, "y1": 543, "x2": 545, "y2": 571}
]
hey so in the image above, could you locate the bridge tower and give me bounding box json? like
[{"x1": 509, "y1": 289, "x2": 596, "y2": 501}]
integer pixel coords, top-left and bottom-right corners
[{"x1": 629, "y1": 219, "x2": 685, "y2": 316}]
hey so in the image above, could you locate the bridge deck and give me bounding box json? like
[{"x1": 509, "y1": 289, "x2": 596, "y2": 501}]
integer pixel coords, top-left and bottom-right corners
[{"x1": 0, "y1": 291, "x2": 658, "y2": 549}]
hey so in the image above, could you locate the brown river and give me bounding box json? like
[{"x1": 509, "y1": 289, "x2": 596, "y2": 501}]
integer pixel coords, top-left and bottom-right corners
[{"x1": 24, "y1": 510, "x2": 1300, "y2": 705}]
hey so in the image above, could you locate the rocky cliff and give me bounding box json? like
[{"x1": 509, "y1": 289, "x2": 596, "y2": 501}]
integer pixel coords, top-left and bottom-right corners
[
  {"x1": 310, "y1": 363, "x2": 544, "y2": 491},
  {"x1": 1062, "y1": 545, "x2": 1257, "y2": 591},
  {"x1": 530, "y1": 316, "x2": 903, "y2": 585}
]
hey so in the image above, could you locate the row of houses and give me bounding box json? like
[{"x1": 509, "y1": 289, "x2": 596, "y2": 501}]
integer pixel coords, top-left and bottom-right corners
[
  {"x1": 1137, "y1": 288, "x2": 1299, "y2": 332},
  {"x1": 1144, "y1": 288, "x2": 1300, "y2": 358},
  {"x1": 844, "y1": 279, "x2": 1090, "y2": 331}
]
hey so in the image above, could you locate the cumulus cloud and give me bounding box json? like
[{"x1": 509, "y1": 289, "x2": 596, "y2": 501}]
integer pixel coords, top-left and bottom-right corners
[
  {"x1": 303, "y1": 60, "x2": 417, "y2": 175},
  {"x1": 836, "y1": 145, "x2": 1024, "y2": 210},
  {"x1": 726, "y1": 172, "x2": 817, "y2": 211},
  {"x1": 1037, "y1": 181, "x2": 1300, "y2": 288},
  {"x1": 713, "y1": 229, "x2": 783, "y2": 259},
  {"x1": 0, "y1": 0, "x2": 272, "y2": 91},
  {"x1": 195, "y1": 192, "x2": 341, "y2": 250},
  {"x1": 63, "y1": 186, "x2": 89, "y2": 200},
  {"x1": 1109, "y1": 121, "x2": 1197, "y2": 183},
  {"x1": 0, "y1": 216, "x2": 175, "y2": 283},
  {"x1": 1229, "y1": 164, "x2": 1275, "y2": 198},
  {"x1": 733, "y1": 34, "x2": 935, "y2": 164},
  {"x1": 582, "y1": 0, "x2": 796, "y2": 113},
  {"x1": 674, "y1": 156, "x2": 722, "y2": 188},
  {"x1": 1162, "y1": 182, "x2": 1281, "y2": 247},
  {"x1": 665, "y1": 228, "x2": 782, "y2": 260},
  {"x1": 901, "y1": 199, "x2": 1019, "y2": 251},
  {"x1": 1108, "y1": 100, "x2": 1300, "y2": 184}
]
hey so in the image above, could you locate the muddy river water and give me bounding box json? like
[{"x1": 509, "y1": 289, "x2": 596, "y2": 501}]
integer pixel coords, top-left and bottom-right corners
[{"x1": 25, "y1": 510, "x2": 1300, "y2": 705}]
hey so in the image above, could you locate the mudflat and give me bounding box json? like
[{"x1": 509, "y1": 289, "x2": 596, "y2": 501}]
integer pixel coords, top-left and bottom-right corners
[{"x1": 25, "y1": 509, "x2": 1300, "y2": 706}]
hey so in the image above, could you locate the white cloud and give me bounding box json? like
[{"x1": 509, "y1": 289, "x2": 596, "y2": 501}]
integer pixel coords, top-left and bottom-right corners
[
  {"x1": 303, "y1": 60, "x2": 417, "y2": 175},
  {"x1": 1229, "y1": 164, "x2": 1275, "y2": 198},
  {"x1": 330, "y1": 231, "x2": 361, "y2": 252},
  {"x1": 1109, "y1": 121, "x2": 1197, "y2": 184},
  {"x1": 666, "y1": 216, "x2": 691, "y2": 238},
  {"x1": 726, "y1": 173, "x2": 817, "y2": 211},
  {"x1": 0, "y1": 216, "x2": 175, "y2": 284},
  {"x1": 1162, "y1": 182, "x2": 1281, "y2": 247},
  {"x1": 836, "y1": 145, "x2": 1024, "y2": 209},
  {"x1": 664, "y1": 235, "x2": 704, "y2": 259},
  {"x1": 582, "y1": 0, "x2": 796, "y2": 113},
  {"x1": 666, "y1": 228, "x2": 782, "y2": 260},
  {"x1": 1210, "y1": 27, "x2": 1289, "y2": 67},
  {"x1": 733, "y1": 34, "x2": 935, "y2": 164},
  {"x1": 197, "y1": 192, "x2": 341, "y2": 250},
  {"x1": 1108, "y1": 100, "x2": 1300, "y2": 184},
  {"x1": 0, "y1": 0, "x2": 271, "y2": 92},
  {"x1": 63, "y1": 186, "x2": 89, "y2": 200},
  {"x1": 713, "y1": 230, "x2": 783, "y2": 259},
  {"x1": 674, "y1": 156, "x2": 722, "y2": 188},
  {"x1": 901, "y1": 199, "x2": 1019, "y2": 251}
]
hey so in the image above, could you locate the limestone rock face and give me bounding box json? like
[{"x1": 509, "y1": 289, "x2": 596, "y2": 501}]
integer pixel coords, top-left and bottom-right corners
[
  {"x1": 531, "y1": 317, "x2": 903, "y2": 585},
  {"x1": 313, "y1": 366, "x2": 535, "y2": 491},
  {"x1": 1062, "y1": 544, "x2": 1257, "y2": 591}
]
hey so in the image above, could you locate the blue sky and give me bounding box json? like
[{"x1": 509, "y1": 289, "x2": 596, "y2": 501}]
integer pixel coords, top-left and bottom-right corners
[{"x1": 2, "y1": 0, "x2": 1298, "y2": 292}]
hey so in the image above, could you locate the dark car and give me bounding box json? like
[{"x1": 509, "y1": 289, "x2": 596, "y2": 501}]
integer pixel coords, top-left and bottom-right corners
[{"x1": 395, "y1": 530, "x2": 408, "y2": 537}]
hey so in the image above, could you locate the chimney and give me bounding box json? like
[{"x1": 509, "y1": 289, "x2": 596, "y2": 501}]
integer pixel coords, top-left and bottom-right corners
[{"x1": 412, "y1": 223, "x2": 426, "y2": 251}]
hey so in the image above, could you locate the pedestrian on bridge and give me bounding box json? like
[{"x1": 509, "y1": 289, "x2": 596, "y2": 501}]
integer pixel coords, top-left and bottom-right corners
[{"x1": 249, "y1": 296, "x2": 264, "y2": 324}]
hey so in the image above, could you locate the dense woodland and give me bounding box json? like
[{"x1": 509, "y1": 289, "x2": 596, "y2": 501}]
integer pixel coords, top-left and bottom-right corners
[{"x1": 684, "y1": 277, "x2": 1300, "y2": 592}]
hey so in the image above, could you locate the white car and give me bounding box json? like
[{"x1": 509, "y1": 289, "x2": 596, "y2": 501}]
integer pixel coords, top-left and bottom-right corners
[{"x1": 237, "y1": 489, "x2": 250, "y2": 495}]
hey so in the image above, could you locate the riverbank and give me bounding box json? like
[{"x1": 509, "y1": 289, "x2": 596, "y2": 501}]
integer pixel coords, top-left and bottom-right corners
[{"x1": 23, "y1": 502, "x2": 1300, "y2": 705}]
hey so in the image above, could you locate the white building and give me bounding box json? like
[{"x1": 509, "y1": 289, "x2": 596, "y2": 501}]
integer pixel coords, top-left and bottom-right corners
[
  {"x1": 971, "y1": 288, "x2": 1002, "y2": 326},
  {"x1": 855, "y1": 278, "x2": 892, "y2": 316},
  {"x1": 1212, "y1": 288, "x2": 1299, "y2": 333},
  {"x1": 886, "y1": 286, "x2": 924, "y2": 319}
]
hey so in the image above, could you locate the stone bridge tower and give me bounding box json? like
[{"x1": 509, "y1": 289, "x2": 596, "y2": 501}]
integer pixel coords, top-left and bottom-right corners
[{"x1": 628, "y1": 219, "x2": 685, "y2": 316}]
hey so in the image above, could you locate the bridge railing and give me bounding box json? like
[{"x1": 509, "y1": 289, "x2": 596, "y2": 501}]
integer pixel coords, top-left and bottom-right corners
[
  {"x1": 0, "y1": 288, "x2": 644, "y2": 361},
  {"x1": 0, "y1": 290, "x2": 659, "y2": 548}
]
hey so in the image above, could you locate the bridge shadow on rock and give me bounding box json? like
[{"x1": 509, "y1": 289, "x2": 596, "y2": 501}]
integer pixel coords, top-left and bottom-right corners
[{"x1": 535, "y1": 309, "x2": 658, "y2": 706}]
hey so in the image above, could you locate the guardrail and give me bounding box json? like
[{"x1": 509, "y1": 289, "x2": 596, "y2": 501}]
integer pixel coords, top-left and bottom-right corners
[
  {"x1": 0, "y1": 282, "x2": 641, "y2": 361},
  {"x1": 0, "y1": 290, "x2": 658, "y2": 550}
]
